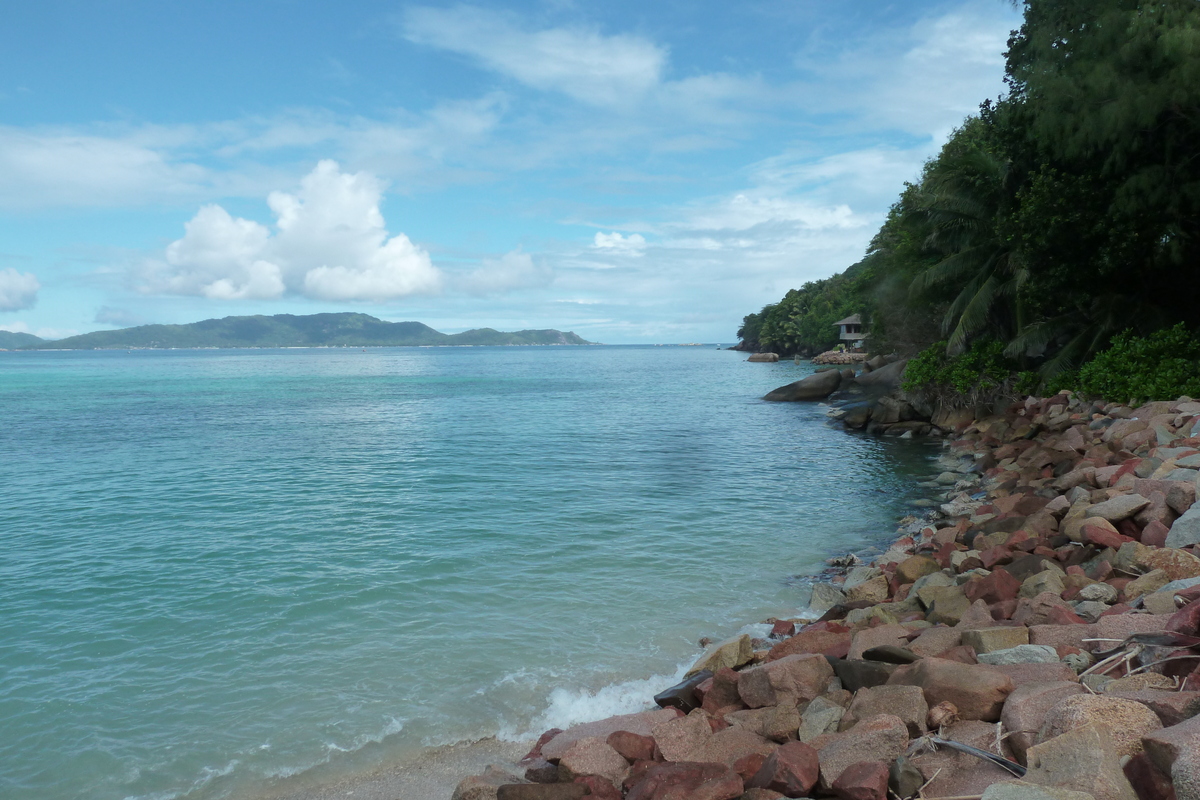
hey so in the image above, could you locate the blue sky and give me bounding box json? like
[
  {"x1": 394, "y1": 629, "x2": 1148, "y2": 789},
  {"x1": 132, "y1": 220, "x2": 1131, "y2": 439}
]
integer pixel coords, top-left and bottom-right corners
[{"x1": 0, "y1": 0, "x2": 1021, "y2": 342}]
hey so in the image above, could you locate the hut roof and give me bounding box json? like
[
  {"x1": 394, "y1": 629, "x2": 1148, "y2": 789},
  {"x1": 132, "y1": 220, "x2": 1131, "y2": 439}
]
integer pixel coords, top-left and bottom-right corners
[{"x1": 832, "y1": 314, "x2": 862, "y2": 326}]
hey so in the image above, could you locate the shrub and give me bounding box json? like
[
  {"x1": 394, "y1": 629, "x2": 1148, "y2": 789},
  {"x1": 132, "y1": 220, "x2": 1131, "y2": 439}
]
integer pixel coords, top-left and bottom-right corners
[
  {"x1": 1075, "y1": 324, "x2": 1200, "y2": 403},
  {"x1": 902, "y1": 339, "x2": 1027, "y2": 409}
]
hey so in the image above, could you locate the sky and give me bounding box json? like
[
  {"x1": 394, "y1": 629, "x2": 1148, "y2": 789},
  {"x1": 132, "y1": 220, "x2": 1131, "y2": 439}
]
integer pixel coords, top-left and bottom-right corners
[{"x1": 0, "y1": 0, "x2": 1023, "y2": 343}]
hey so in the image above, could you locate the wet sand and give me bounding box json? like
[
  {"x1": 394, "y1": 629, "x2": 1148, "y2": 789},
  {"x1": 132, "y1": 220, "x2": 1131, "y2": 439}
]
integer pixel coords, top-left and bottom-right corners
[{"x1": 247, "y1": 737, "x2": 531, "y2": 800}]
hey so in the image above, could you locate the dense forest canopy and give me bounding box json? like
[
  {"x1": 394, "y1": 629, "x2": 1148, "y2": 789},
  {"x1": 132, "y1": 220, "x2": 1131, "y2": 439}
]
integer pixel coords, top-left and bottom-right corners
[{"x1": 737, "y1": 0, "x2": 1200, "y2": 396}]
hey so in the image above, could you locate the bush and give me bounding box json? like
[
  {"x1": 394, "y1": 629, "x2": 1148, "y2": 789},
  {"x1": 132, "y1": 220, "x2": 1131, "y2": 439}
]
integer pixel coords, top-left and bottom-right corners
[
  {"x1": 902, "y1": 339, "x2": 1028, "y2": 409},
  {"x1": 1075, "y1": 324, "x2": 1200, "y2": 403}
]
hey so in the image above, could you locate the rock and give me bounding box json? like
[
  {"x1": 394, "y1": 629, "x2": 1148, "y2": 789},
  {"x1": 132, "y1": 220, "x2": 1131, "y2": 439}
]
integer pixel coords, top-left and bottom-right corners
[
  {"x1": 1089, "y1": 494, "x2": 1152, "y2": 525},
  {"x1": 456, "y1": 767, "x2": 528, "y2": 800},
  {"x1": 1013, "y1": 592, "x2": 1085, "y2": 627},
  {"x1": 497, "y1": 785, "x2": 589, "y2": 800},
  {"x1": 1024, "y1": 722, "x2": 1138, "y2": 800},
  {"x1": 1080, "y1": 582, "x2": 1119, "y2": 604},
  {"x1": 847, "y1": 624, "x2": 909, "y2": 660},
  {"x1": 737, "y1": 654, "x2": 834, "y2": 709},
  {"x1": 909, "y1": 626, "x2": 963, "y2": 657},
  {"x1": 542, "y1": 709, "x2": 682, "y2": 761},
  {"x1": 896, "y1": 555, "x2": 941, "y2": 585},
  {"x1": 798, "y1": 696, "x2": 846, "y2": 743},
  {"x1": 764, "y1": 370, "x2": 842, "y2": 402},
  {"x1": 1121, "y1": 753, "x2": 1175, "y2": 800},
  {"x1": 1022, "y1": 570, "x2": 1070, "y2": 601},
  {"x1": 767, "y1": 629, "x2": 852, "y2": 662},
  {"x1": 745, "y1": 741, "x2": 819, "y2": 796},
  {"x1": 652, "y1": 712, "x2": 713, "y2": 762},
  {"x1": 1125, "y1": 569, "x2": 1172, "y2": 601},
  {"x1": 981, "y1": 781, "x2": 1098, "y2": 800},
  {"x1": 844, "y1": 574, "x2": 889, "y2": 604},
  {"x1": 1167, "y1": 506, "x2": 1200, "y2": 549},
  {"x1": 738, "y1": 791, "x2": 784, "y2": 800},
  {"x1": 923, "y1": 584, "x2": 973, "y2": 625},
  {"x1": 887, "y1": 657, "x2": 1014, "y2": 721},
  {"x1": 625, "y1": 762, "x2": 744, "y2": 800},
  {"x1": 909, "y1": 719, "x2": 1019, "y2": 797},
  {"x1": 748, "y1": 353, "x2": 780, "y2": 362},
  {"x1": 978, "y1": 644, "x2": 1061, "y2": 666},
  {"x1": 963, "y1": 626, "x2": 1031, "y2": 653},
  {"x1": 831, "y1": 658, "x2": 896, "y2": 692},
  {"x1": 1142, "y1": 713, "x2": 1200, "y2": 788},
  {"x1": 558, "y1": 737, "x2": 631, "y2": 786},
  {"x1": 958, "y1": 598, "x2": 1005, "y2": 629},
  {"x1": 808, "y1": 583, "x2": 846, "y2": 615},
  {"x1": 754, "y1": 705, "x2": 802, "y2": 744},
  {"x1": 992, "y1": 661, "x2": 1082, "y2": 687},
  {"x1": 690, "y1": 636, "x2": 754, "y2": 677},
  {"x1": 1105, "y1": 689, "x2": 1200, "y2": 727},
  {"x1": 697, "y1": 727, "x2": 777, "y2": 768},
  {"x1": 608, "y1": 731, "x2": 656, "y2": 763},
  {"x1": 831, "y1": 761, "x2": 889, "y2": 800},
  {"x1": 703, "y1": 668, "x2": 748, "y2": 715},
  {"x1": 1001, "y1": 681, "x2": 1087, "y2": 764},
  {"x1": 1039, "y1": 695, "x2": 1162, "y2": 758},
  {"x1": 1138, "y1": 548, "x2": 1200, "y2": 582},
  {"x1": 840, "y1": 684, "x2": 928, "y2": 737},
  {"x1": 965, "y1": 569, "x2": 1023, "y2": 604},
  {"x1": 815, "y1": 714, "x2": 909, "y2": 789}
]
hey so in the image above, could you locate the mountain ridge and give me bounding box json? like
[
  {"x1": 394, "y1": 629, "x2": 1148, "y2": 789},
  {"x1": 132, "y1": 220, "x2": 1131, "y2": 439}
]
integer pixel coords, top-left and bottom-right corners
[{"x1": 13, "y1": 313, "x2": 596, "y2": 350}]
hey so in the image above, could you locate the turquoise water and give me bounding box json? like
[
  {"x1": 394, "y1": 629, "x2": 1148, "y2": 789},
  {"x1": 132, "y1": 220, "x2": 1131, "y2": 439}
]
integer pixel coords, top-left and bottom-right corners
[{"x1": 0, "y1": 346, "x2": 934, "y2": 800}]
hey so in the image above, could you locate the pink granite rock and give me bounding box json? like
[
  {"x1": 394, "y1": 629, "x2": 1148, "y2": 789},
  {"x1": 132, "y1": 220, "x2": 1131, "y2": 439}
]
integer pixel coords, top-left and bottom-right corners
[
  {"x1": 745, "y1": 741, "x2": 819, "y2": 796},
  {"x1": 887, "y1": 657, "x2": 1014, "y2": 721}
]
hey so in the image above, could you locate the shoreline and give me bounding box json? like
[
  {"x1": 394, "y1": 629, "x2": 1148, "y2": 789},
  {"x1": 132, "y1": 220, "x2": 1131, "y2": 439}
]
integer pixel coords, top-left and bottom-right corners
[{"x1": 448, "y1": 391, "x2": 1200, "y2": 798}]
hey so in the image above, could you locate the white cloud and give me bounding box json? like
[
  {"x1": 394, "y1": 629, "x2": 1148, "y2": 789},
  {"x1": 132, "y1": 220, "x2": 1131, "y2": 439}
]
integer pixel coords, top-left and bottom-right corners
[
  {"x1": 147, "y1": 160, "x2": 442, "y2": 303},
  {"x1": 458, "y1": 249, "x2": 553, "y2": 296},
  {"x1": 0, "y1": 126, "x2": 211, "y2": 210},
  {"x1": 403, "y1": 6, "x2": 666, "y2": 107},
  {"x1": 592, "y1": 232, "x2": 646, "y2": 255},
  {"x1": 0, "y1": 268, "x2": 39, "y2": 311}
]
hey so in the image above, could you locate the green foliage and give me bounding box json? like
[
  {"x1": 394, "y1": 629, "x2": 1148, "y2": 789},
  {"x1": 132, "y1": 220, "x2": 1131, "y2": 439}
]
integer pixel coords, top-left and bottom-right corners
[
  {"x1": 1073, "y1": 324, "x2": 1200, "y2": 403},
  {"x1": 902, "y1": 340, "x2": 1018, "y2": 394},
  {"x1": 735, "y1": 0, "x2": 1200, "y2": 400}
]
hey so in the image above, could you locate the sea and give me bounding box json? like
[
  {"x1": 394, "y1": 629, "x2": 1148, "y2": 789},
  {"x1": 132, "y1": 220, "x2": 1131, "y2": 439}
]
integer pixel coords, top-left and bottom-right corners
[{"x1": 0, "y1": 345, "x2": 938, "y2": 800}]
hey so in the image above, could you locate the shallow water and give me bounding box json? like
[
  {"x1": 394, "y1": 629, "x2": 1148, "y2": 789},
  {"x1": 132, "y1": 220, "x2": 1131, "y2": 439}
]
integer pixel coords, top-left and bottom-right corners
[{"x1": 0, "y1": 346, "x2": 935, "y2": 800}]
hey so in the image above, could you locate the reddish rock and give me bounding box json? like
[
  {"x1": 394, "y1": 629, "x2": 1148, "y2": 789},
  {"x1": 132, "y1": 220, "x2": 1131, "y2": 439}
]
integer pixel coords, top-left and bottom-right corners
[
  {"x1": 991, "y1": 661, "x2": 1079, "y2": 687},
  {"x1": 1038, "y1": 694, "x2": 1162, "y2": 757},
  {"x1": 1172, "y1": 599, "x2": 1200, "y2": 637},
  {"x1": 1122, "y1": 753, "x2": 1176, "y2": 800},
  {"x1": 934, "y1": 644, "x2": 979, "y2": 664},
  {"x1": 847, "y1": 624, "x2": 910, "y2": 660},
  {"x1": 840, "y1": 684, "x2": 928, "y2": 737},
  {"x1": 651, "y1": 712, "x2": 713, "y2": 762},
  {"x1": 524, "y1": 728, "x2": 564, "y2": 761},
  {"x1": 557, "y1": 737, "x2": 631, "y2": 787},
  {"x1": 965, "y1": 569, "x2": 1022, "y2": 605},
  {"x1": 496, "y1": 784, "x2": 589, "y2": 800},
  {"x1": 769, "y1": 620, "x2": 796, "y2": 638},
  {"x1": 1012, "y1": 592, "x2": 1085, "y2": 626},
  {"x1": 1142, "y1": 519, "x2": 1172, "y2": 548},
  {"x1": 1083, "y1": 519, "x2": 1135, "y2": 549},
  {"x1": 1001, "y1": 681, "x2": 1087, "y2": 764},
  {"x1": 695, "y1": 727, "x2": 776, "y2": 768},
  {"x1": 573, "y1": 775, "x2": 622, "y2": 800},
  {"x1": 608, "y1": 731, "x2": 656, "y2": 763},
  {"x1": 1142, "y1": 715, "x2": 1200, "y2": 798},
  {"x1": 732, "y1": 753, "x2": 768, "y2": 783},
  {"x1": 737, "y1": 654, "x2": 833, "y2": 709},
  {"x1": 831, "y1": 761, "x2": 889, "y2": 800},
  {"x1": 542, "y1": 709, "x2": 681, "y2": 761},
  {"x1": 1105, "y1": 690, "x2": 1200, "y2": 727},
  {"x1": 887, "y1": 657, "x2": 1014, "y2": 721},
  {"x1": 746, "y1": 741, "x2": 819, "y2": 796},
  {"x1": 815, "y1": 714, "x2": 909, "y2": 789},
  {"x1": 909, "y1": 719, "x2": 1019, "y2": 797},
  {"x1": 624, "y1": 762, "x2": 744, "y2": 800},
  {"x1": 702, "y1": 668, "x2": 747, "y2": 716},
  {"x1": 767, "y1": 629, "x2": 852, "y2": 662}
]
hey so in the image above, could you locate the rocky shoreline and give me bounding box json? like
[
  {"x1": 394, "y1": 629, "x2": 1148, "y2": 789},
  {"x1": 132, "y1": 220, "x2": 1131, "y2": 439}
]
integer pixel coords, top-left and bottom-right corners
[{"x1": 452, "y1": 391, "x2": 1200, "y2": 800}]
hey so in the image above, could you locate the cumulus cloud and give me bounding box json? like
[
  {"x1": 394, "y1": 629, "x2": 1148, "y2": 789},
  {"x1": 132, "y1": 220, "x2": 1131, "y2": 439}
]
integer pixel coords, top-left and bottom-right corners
[
  {"x1": 403, "y1": 5, "x2": 665, "y2": 107},
  {"x1": 458, "y1": 249, "x2": 553, "y2": 296},
  {"x1": 0, "y1": 268, "x2": 40, "y2": 311},
  {"x1": 146, "y1": 160, "x2": 442, "y2": 303},
  {"x1": 593, "y1": 232, "x2": 647, "y2": 255}
]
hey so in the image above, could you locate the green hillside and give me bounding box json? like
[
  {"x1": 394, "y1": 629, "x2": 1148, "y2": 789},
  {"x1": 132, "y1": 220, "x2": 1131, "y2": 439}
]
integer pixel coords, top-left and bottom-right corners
[
  {"x1": 22, "y1": 313, "x2": 594, "y2": 350},
  {"x1": 0, "y1": 330, "x2": 43, "y2": 349}
]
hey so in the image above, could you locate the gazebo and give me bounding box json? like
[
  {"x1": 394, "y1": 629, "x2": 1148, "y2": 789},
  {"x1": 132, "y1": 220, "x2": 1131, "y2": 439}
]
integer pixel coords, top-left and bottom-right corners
[{"x1": 832, "y1": 314, "x2": 866, "y2": 347}]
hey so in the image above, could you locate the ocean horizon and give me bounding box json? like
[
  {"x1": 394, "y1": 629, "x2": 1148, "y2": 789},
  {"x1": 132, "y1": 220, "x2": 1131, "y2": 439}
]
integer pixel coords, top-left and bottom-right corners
[{"x1": 0, "y1": 345, "x2": 936, "y2": 799}]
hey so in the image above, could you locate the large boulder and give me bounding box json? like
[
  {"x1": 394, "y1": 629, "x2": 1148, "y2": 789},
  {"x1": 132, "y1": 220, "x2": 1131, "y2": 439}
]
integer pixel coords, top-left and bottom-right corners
[
  {"x1": 846, "y1": 359, "x2": 909, "y2": 397},
  {"x1": 624, "y1": 762, "x2": 744, "y2": 800},
  {"x1": 557, "y1": 737, "x2": 631, "y2": 787},
  {"x1": 816, "y1": 714, "x2": 909, "y2": 790},
  {"x1": 887, "y1": 657, "x2": 1014, "y2": 721},
  {"x1": 1037, "y1": 695, "x2": 1162, "y2": 758},
  {"x1": 748, "y1": 353, "x2": 780, "y2": 362},
  {"x1": 688, "y1": 635, "x2": 754, "y2": 676},
  {"x1": 1000, "y1": 681, "x2": 1086, "y2": 764},
  {"x1": 542, "y1": 709, "x2": 681, "y2": 760},
  {"x1": 745, "y1": 741, "x2": 820, "y2": 796},
  {"x1": 738, "y1": 654, "x2": 834, "y2": 708},
  {"x1": 763, "y1": 370, "x2": 842, "y2": 402},
  {"x1": 1023, "y1": 723, "x2": 1138, "y2": 800}
]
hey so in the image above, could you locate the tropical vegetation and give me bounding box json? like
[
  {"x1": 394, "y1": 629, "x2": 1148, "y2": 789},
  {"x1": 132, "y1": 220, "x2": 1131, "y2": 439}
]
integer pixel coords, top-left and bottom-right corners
[{"x1": 737, "y1": 0, "x2": 1200, "y2": 401}]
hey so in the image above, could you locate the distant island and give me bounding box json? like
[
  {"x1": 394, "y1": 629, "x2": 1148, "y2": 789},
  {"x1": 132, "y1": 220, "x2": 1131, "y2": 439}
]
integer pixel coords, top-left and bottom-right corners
[{"x1": 6, "y1": 313, "x2": 595, "y2": 350}]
